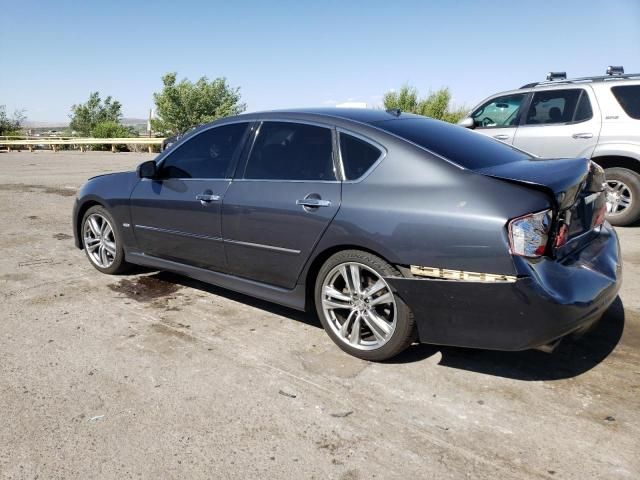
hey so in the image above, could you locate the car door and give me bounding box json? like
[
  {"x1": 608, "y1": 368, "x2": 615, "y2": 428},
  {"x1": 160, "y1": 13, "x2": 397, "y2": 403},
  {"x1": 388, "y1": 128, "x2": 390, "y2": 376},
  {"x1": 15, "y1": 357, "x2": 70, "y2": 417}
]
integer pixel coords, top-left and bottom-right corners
[
  {"x1": 469, "y1": 92, "x2": 528, "y2": 144},
  {"x1": 129, "y1": 122, "x2": 250, "y2": 271},
  {"x1": 222, "y1": 120, "x2": 341, "y2": 289},
  {"x1": 512, "y1": 88, "x2": 601, "y2": 158}
]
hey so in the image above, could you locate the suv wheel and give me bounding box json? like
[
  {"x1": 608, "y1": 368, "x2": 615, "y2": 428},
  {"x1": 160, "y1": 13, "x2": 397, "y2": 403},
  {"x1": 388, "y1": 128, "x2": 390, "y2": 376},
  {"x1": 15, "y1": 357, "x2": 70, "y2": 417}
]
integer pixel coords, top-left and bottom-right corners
[
  {"x1": 604, "y1": 167, "x2": 640, "y2": 226},
  {"x1": 314, "y1": 249, "x2": 415, "y2": 361}
]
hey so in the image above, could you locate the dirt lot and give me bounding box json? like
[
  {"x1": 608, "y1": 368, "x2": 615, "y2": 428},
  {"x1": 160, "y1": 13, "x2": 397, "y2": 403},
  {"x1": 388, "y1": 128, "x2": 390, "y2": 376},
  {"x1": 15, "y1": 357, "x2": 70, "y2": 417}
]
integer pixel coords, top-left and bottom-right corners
[{"x1": 0, "y1": 151, "x2": 638, "y2": 479}]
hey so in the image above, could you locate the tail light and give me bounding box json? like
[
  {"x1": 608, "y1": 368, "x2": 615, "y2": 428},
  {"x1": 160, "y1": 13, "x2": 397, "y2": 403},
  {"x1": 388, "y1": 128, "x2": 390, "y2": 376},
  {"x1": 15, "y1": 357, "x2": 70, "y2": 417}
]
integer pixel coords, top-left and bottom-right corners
[{"x1": 508, "y1": 210, "x2": 552, "y2": 257}]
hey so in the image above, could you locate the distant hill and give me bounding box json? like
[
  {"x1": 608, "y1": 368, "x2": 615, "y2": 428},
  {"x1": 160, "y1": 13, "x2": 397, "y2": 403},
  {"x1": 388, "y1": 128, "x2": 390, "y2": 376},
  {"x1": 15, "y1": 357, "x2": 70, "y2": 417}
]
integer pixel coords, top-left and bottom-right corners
[{"x1": 24, "y1": 117, "x2": 147, "y2": 129}]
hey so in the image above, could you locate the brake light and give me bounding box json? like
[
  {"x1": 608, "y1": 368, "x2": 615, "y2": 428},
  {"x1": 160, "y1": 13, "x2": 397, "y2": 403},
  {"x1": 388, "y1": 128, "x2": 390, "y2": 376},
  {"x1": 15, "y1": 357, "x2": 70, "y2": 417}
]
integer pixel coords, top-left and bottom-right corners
[{"x1": 508, "y1": 210, "x2": 552, "y2": 257}]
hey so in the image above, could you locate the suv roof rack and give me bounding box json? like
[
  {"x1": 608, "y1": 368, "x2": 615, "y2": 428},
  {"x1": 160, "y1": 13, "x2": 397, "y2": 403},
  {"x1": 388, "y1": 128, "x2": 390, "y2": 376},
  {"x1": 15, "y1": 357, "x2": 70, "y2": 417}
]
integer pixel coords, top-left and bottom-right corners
[{"x1": 521, "y1": 66, "x2": 640, "y2": 89}]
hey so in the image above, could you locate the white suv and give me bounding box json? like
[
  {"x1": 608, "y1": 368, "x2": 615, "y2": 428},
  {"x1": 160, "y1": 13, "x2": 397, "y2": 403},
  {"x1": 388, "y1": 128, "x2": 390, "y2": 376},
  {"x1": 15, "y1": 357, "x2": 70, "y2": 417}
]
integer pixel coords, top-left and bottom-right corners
[{"x1": 460, "y1": 67, "x2": 640, "y2": 226}]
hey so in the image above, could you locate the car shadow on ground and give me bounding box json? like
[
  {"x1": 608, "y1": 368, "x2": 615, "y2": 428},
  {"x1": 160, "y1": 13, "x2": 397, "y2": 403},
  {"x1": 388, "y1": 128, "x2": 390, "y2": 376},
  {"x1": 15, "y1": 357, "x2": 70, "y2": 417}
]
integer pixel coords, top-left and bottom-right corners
[
  {"x1": 140, "y1": 270, "x2": 322, "y2": 329},
  {"x1": 125, "y1": 270, "x2": 625, "y2": 381},
  {"x1": 388, "y1": 296, "x2": 626, "y2": 381}
]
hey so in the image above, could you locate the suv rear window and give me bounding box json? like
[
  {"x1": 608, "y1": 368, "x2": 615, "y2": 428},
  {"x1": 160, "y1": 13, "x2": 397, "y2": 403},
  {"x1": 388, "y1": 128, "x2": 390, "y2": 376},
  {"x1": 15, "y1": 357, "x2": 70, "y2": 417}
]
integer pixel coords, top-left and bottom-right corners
[
  {"x1": 373, "y1": 118, "x2": 532, "y2": 170},
  {"x1": 612, "y1": 85, "x2": 640, "y2": 119}
]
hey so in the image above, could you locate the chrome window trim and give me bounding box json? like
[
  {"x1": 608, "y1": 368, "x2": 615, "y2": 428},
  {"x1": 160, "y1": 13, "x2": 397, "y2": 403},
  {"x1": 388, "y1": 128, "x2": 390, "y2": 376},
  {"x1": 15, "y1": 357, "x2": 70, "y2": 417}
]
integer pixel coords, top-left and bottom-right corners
[
  {"x1": 241, "y1": 119, "x2": 339, "y2": 182},
  {"x1": 277, "y1": 111, "x2": 467, "y2": 171},
  {"x1": 153, "y1": 120, "x2": 253, "y2": 180},
  {"x1": 336, "y1": 128, "x2": 387, "y2": 183}
]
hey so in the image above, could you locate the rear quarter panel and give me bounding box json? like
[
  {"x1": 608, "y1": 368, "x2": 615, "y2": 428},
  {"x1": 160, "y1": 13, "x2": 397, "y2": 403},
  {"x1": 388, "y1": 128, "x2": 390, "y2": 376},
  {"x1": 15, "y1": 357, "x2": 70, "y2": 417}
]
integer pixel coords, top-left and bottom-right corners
[{"x1": 306, "y1": 135, "x2": 551, "y2": 278}]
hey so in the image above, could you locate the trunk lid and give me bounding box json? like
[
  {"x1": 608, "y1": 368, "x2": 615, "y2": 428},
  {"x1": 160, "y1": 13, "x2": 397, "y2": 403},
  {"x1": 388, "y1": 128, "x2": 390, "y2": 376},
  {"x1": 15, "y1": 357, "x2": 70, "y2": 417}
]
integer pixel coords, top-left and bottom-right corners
[{"x1": 476, "y1": 157, "x2": 606, "y2": 256}]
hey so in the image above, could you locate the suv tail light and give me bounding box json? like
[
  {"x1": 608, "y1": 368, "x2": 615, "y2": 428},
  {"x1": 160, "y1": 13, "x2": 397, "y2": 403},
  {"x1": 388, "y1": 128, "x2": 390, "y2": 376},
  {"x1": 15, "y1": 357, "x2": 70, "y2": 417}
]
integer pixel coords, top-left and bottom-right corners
[{"x1": 508, "y1": 210, "x2": 552, "y2": 258}]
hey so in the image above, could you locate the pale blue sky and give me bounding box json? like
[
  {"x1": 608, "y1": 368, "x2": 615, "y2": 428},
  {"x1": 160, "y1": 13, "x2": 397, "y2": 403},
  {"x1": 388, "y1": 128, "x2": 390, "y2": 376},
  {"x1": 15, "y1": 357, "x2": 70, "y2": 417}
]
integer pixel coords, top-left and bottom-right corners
[{"x1": 1, "y1": 0, "x2": 639, "y2": 122}]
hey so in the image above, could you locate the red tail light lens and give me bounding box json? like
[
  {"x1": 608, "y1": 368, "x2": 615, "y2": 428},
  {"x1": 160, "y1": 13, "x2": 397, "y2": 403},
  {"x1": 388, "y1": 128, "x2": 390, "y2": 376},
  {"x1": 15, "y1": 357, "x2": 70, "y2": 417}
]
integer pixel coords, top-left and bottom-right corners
[{"x1": 508, "y1": 210, "x2": 552, "y2": 258}]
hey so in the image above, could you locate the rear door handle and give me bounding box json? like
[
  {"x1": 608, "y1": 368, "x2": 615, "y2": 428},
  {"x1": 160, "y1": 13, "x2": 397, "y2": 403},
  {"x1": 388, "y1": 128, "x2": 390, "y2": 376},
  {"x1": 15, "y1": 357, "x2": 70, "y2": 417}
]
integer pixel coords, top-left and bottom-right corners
[
  {"x1": 296, "y1": 198, "x2": 332, "y2": 208},
  {"x1": 196, "y1": 193, "x2": 221, "y2": 203},
  {"x1": 572, "y1": 132, "x2": 593, "y2": 139},
  {"x1": 493, "y1": 134, "x2": 510, "y2": 140}
]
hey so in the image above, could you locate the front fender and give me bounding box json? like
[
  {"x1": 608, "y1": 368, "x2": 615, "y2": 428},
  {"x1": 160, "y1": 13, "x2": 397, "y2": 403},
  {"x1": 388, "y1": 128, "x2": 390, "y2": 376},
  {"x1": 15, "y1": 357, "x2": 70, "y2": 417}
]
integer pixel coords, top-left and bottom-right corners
[{"x1": 73, "y1": 171, "x2": 139, "y2": 250}]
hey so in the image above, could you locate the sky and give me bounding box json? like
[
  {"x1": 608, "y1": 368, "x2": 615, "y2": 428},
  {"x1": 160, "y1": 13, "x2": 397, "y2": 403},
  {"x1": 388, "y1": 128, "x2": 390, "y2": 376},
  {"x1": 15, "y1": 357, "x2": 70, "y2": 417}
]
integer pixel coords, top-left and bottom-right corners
[{"x1": 1, "y1": 0, "x2": 639, "y2": 123}]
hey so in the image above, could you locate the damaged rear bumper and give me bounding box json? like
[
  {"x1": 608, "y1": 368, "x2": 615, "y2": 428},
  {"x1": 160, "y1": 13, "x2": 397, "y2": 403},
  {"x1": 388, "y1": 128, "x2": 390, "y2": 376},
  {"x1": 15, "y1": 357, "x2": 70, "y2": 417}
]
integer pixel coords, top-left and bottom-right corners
[{"x1": 385, "y1": 224, "x2": 622, "y2": 351}]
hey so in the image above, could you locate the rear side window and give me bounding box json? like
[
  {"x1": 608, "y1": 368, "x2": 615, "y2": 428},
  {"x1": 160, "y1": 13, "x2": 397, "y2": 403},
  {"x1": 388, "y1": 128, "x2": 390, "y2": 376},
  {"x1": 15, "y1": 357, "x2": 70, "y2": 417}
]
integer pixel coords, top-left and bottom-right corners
[
  {"x1": 244, "y1": 122, "x2": 335, "y2": 181},
  {"x1": 339, "y1": 133, "x2": 382, "y2": 180},
  {"x1": 374, "y1": 118, "x2": 532, "y2": 170},
  {"x1": 524, "y1": 89, "x2": 591, "y2": 125},
  {"x1": 159, "y1": 123, "x2": 248, "y2": 179},
  {"x1": 612, "y1": 85, "x2": 640, "y2": 119}
]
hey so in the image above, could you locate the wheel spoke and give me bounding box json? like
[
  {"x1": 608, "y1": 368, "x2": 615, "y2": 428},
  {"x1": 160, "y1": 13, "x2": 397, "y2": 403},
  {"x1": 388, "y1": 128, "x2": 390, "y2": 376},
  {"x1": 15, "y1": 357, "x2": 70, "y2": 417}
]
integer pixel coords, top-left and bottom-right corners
[
  {"x1": 339, "y1": 265, "x2": 355, "y2": 295},
  {"x1": 349, "y1": 264, "x2": 362, "y2": 294},
  {"x1": 103, "y1": 240, "x2": 116, "y2": 255},
  {"x1": 88, "y1": 216, "x2": 101, "y2": 236},
  {"x1": 361, "y1": 311, "x2": 387, "y2": 343},
  {"x1": 99, "y1": 245, "x2": 108, "y2": 266},
  {"x1": 340, "y1": 310, "x2": 357, "y2": 337},
  {"x1": 86, "y1": 241, "x2": 100, "y2": 253},
  {"x1": 363, "y1": 309, "x2": 391, "y2": 335},
  {"x1": 103, "y1": 222, "x2": 113, "y2": 238},
  {"x1": 363, "y1": 279, "x2": 386, "y2": 298},
  {"x1": 369, "y1": 291, "x2": 393, "y2": 307},
  {"x1": 324, "y1": 285, "x2": 351, "y2": 303},
  {"x1": 348, "y1": 315, "x2": 361, "y2": 345},
  {"x1": 323, "y1": 298, "x2": 351, "y2": 310}
]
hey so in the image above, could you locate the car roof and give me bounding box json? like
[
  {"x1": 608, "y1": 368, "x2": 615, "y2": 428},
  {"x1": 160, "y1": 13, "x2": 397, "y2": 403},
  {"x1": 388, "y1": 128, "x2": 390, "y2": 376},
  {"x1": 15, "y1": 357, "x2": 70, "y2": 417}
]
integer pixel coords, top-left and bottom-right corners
[{"x1": 227, "y1": 108, "x2": 423, "y2": 125}]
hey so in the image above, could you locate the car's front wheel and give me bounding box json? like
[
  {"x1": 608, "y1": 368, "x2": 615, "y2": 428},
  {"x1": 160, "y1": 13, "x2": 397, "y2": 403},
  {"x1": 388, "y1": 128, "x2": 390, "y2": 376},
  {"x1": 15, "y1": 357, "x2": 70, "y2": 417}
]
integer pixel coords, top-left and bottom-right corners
[
  {"x1": 81, "y1": 205, "x2": 130, "y2": 274},
  {"x1": 314, "y1": 250, "x2": 415, "y2": 361},
  {"x1": 605, "y1": 167, "x2": 640, "y2": 226}
]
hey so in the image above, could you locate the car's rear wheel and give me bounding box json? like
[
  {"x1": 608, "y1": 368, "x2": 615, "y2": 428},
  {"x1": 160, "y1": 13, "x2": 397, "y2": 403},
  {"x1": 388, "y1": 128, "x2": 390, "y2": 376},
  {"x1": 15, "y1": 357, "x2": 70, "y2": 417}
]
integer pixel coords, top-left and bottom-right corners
[
  {"x1": 81, "y1": 205, "x2": 130, "y2": 274},
  {"x1": 604, "y1": 167, "x2": 640, "y2": 226},
  {"x1": 314, "y1": 250, "x2": 415, "y2": 361}
]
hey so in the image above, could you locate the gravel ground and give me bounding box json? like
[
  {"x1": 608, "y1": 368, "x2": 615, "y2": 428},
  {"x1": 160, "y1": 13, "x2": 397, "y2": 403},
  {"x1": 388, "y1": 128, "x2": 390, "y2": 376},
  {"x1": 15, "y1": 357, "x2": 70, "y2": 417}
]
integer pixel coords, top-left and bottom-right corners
[{"x1": 0, "y1": 151, "x2": 638, "y2": 479}]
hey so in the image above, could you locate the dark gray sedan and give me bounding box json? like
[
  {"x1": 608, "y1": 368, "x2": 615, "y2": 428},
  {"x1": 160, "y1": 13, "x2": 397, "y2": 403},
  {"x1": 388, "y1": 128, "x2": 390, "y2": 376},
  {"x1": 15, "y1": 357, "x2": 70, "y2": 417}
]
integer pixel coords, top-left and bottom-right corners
[{"x1": 73, "y1": 108, "x2": 621, "y2": 361}]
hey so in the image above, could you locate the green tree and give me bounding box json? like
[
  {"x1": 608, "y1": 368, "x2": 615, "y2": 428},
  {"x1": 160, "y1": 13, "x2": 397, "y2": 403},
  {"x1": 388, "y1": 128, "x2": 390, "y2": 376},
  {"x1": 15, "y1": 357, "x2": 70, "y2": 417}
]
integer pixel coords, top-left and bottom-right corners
[
  {"x1": 152, "y1": 72, "x2": 246, "y2": 135},
  {"x1": 383, "y1": 85, "x2": 467, "y2": 123},
  {"x1": 69, "y1": 92, "x2": 123, "y2": 136},
  {"x1": 91, "y1": 120, "x2": 133, "y2": 138},
  {"x1": 0, "y1": 105, "x2": 26, "y2": 135}
]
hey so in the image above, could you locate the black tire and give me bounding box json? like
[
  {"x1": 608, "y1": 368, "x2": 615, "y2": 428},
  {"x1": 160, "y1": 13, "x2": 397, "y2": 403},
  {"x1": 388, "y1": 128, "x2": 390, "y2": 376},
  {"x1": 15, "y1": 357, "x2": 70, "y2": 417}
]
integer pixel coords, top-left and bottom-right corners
[
  {"x1": 314, "y1": 249, "x2": 415, "y2": 361},
  {"x1": 604, "y1": 167, "x2": 640, "y2": 227},
  {"x1": 81, "y1": 205, "x2": 130, "y2": 274}
]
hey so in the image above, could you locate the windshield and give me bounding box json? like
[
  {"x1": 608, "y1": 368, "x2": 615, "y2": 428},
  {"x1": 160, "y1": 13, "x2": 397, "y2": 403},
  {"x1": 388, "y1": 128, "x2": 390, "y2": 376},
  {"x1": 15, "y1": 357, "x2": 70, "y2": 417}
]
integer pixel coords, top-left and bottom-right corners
[{"x1": 372, "y1": 117, "x2": 532, "y2": 170}]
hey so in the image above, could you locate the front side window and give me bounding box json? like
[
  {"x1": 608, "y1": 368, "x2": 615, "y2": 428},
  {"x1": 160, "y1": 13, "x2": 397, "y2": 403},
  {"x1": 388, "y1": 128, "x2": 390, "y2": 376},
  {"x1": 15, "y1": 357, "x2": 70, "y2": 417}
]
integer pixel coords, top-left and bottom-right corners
[
  {"x1": 244, "y1": 122, "x2": 334, "y2": 181},
  {"x1": 612, "y1": 85, "x2": 640, "y2": 119},
  {"x1": 471, "y1": 94, "x2": 526, "y2": 128},
  {"x1": 159, "y1": 123, "x2": 248, "y2": 179},
  {"x1": 524, "y1": 89, "x2": 591, "y2": 125},
  {"x1": 339, "y1": 133, "x2": 382, "y2": 180}
]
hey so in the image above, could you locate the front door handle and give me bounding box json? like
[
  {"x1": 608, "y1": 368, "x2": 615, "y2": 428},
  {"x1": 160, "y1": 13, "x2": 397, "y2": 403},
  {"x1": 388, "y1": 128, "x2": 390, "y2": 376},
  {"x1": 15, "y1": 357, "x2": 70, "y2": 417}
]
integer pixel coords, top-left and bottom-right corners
[
  {"x1": 196, "y1": 193, "x2": 221, "y2": 204},
  {"x1": 572, "y1": 132, "x2": 593, "y2": 139},
  {"x1": 296, "y1": 198, "x2": 332, "y2": 208},
  {"x1": 493, "y1": 134, "x2": 510, "y2": 141}
]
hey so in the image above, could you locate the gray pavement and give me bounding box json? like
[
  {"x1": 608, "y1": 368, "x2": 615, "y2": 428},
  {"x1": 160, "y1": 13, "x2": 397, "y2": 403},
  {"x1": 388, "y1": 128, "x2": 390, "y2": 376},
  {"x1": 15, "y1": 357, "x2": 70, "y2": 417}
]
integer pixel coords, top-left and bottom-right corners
[{"x1": 0, "y1": 151, "x2": 638, "y2": 479}]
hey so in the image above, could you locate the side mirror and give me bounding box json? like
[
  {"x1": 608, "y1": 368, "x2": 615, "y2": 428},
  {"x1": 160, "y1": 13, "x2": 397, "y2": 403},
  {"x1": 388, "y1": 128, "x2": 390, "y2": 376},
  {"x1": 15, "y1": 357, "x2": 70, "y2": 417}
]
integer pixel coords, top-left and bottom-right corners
[
  {"x1": 137, "y1": 160, "x2": 158, "y2": 179},
  {"x1": 458, "y1": 117, "x2": 476, "y2": 129}
]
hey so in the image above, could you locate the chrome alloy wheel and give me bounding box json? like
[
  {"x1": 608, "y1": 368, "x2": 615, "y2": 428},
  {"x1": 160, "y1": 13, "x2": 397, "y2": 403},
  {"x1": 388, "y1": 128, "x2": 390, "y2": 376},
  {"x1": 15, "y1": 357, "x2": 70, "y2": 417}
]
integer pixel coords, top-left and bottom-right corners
[
  {"x1": 606, "y1": 180, "x2": 633, "y2": 216},
  {"x1": 321, "y1": 262, "x2": 397, "y2": 350},
  {"x1": 83, "y1": 213, "x2": 116, "y2": 268}
]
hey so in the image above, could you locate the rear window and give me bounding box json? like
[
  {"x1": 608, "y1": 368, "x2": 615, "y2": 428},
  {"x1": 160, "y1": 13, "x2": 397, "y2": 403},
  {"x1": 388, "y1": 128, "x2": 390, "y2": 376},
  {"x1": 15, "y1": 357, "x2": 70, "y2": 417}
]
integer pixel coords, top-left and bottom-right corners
[
  {"x1": 611, "y1": 85, "x2": 640, "y2": 120},
  {"x1": 373, "y1": 117, "x2": 532, "y2": 170}
]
